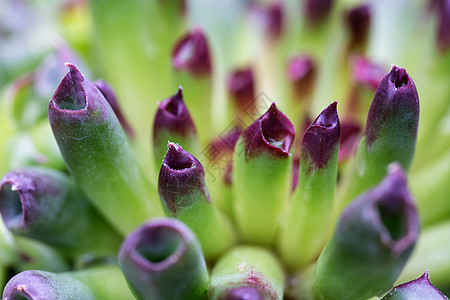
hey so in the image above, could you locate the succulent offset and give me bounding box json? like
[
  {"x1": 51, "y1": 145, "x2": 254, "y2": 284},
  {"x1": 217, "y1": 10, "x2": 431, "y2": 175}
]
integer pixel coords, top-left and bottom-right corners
[{"x1": 0, "y1": 0, "x2": 449, "y2": 299}]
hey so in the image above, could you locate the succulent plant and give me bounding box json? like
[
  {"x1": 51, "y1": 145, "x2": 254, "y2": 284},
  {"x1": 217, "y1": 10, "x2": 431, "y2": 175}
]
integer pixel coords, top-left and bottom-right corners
[{"x1": 0, "y1": 0, "x2": 449, "y2": 299}]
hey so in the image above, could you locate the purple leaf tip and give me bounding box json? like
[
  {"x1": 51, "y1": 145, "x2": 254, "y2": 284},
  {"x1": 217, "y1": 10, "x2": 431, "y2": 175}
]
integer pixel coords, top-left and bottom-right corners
[
  {"x1": 158, "y1": 143, "x2": 209, "y2": 215},
  {"x1": 172, "y1": 28, "x2": 211, "y2": 76},
  {"x1": 437, "y1": 0, "x2": 450, "y2": 53},
  {"x1": 251, "y1": 2, "x2": 284, "y2": 40},
  {"x1": 264, "y1": 2, "x2": 283, "y2": 39},
  {"x1": 350, "y1": 55, "x2": 386, "y2": 91},
  {"x1": 220, "y1": 286, "x2": 265, "y2": 300},
  {"x1": 389, "y1": 66, "x2": 411, "y2": 89},
  {"x1": 52, "y1": 63, "x2": 86, "y2": 111},
  {"x1": 365, "y1": 65, "x2": 419, "y2": 148},
  {"x1": 228, "y1": 68, "x2": 255, "y2": 112},
  {"x1": 153, "y1": 87, "x2": 197, "y2": 140},
  {"x1": 243, "y1": 103, "x2": 295, "y2": 159},
  {"x1": 49, "y1": 63, "x2": 110, "y2": 123},
  {"x1": 304, "y1": 0, "x2": 334, "y2": 24},
  {"x1": 383, "y1": 270, "x2": 448, "y2": 299},
  {"x1": 287, "y1": 55, "x2": 316, "y2": 99},
  {"x1": 3, "y1": 271, "x2": 52, "y2": 299},
  {"x1": 346, "y1": 3, "x2": 371, "y2": 50},
  {"x1": 301, "y1": 102, "x2": 340, "y2": 169},
  {"x1": 287, "y1": 55, "x2": 315, "y2": 82},
  {"x1": 164, "y1": 143, "x2": 195, "y2": 171}
]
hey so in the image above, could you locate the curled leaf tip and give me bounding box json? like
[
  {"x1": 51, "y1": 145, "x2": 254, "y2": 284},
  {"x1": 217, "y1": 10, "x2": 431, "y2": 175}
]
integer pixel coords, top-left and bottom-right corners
[
  {"x1": 163, "y1": 142, "x2": 195, "y2": 171},
  {"x1": 304, "y1": 0, "x2": 334, "y2": 24},
  {"x1": 287, "y1": 55, "x2": 315, "y2": 82},
  {"x1": 52, "y1": 63, "x2": 87, "y2": 111},
  {"x1": 365, "y1": 65, "x2": 419, "y2": 149},
  {"x1": 228, "y1": 68, "x2": 255, "y2": 112},
  {"x1": 389, "y1": 65, "x2": 412, "y2": 89},
  {"x1": 118, "y1": 218, "x2": 209, "y2": 299},
  {"x1": 124, "y1": 218, "x2": 189, "y2": 272},
  {"x1": 153, "y1": 87, "x2": 197, "y2": 140},
  {"x1": 172, "y1": 28, "x2": 211, "y2": 75},
  {"x1": 346, "y1": 3, "x2": 371, "y2": 49},
  {"x1": 242, "y1": 102, "x2": 295, "y2": 159},
  {"x1": 0, "y1": 179, "x2": 26, "y2": 231},
  {"x1": 253, "y1": 2, "x2": 283, "y2": 39},
  {"x1": 301, "y1": 101, "x2": 340, "y2": 169},
  {"x1": 287, "y1": 55, "x2": 316, "y2": 99},
  {"x1": 159, "y1": 88, "x2": 184, "y2": 116},
  {"x1": 159, "y1": 143, "x2": 209, "y2": 215},
  {"x1": 383, "y1": 270, "x2": 448, "y2": 299},
  {"x1": 437, "y1": 0, "x2": 450, "y2": 53}
]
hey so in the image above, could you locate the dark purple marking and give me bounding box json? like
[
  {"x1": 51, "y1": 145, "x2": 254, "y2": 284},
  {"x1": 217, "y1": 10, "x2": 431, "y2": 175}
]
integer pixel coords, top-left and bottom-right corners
[
  {"x1": 242, "y1": 103, "x2": 295, "y2": 160},
  {"x1": 158, "y1": 143, "x2": 210, "y2": 215},
  {"x1": 365, "y1": 66, "x2": 419, "y2": 148},
  {"x1": 301, "y1": 102, "x2": 340, "y2": 169},
  {"x1": 153, "y1": 87, "x2": 197, "y2": 142},
  {"x1": 172, "y1": 28, "x2": 211, "y2": 76}
]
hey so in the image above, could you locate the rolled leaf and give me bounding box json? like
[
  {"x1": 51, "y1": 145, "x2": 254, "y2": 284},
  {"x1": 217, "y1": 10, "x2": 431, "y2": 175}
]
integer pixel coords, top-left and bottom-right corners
[
  {"x1": 233, "y1": 103, "x2": 295, "y2": 245},
  {"x1": 118, "y1": 218, "x2": 209, "y2": 300},
  {"x1": 278, "y1": 102, "x2": 340, "y2": 269},
  {"x1": 48, "y1": 63, "x2": 162, "y2": 235},
  {"x1": 337, "y1": 65, "x2": 419, "y2": 213},
  {"x1": 3, "y1": 265, "x2": 133, "y2": 300},
  {"x1": 0, "y1": 167, "x2": 121, "y2": 256},
  {"x1": 314, "y1": 164, "x2": 419, "y2": 300},
  {"x1": 158, "y1": 143, "x2": 235, "y2": 259}
]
